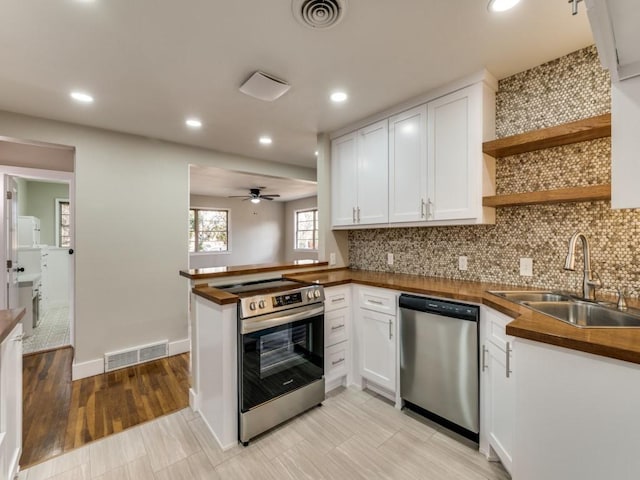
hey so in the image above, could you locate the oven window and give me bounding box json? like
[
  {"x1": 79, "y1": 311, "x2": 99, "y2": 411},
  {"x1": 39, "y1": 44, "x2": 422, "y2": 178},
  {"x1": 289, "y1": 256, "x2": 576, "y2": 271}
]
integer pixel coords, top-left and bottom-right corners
[{"x1": 240, "y1": 315, "x2": 323, "y2": 411}]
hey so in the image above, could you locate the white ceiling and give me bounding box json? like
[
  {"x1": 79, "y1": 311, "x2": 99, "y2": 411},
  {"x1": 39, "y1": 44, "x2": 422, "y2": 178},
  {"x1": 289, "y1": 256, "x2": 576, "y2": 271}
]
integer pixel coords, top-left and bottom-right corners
[
  {"x1": 0, "y1": 0, "x2": 593, "y2": 170},
  {"x1": 189, "y1": 165, "x2": 317, "y2": 202}
]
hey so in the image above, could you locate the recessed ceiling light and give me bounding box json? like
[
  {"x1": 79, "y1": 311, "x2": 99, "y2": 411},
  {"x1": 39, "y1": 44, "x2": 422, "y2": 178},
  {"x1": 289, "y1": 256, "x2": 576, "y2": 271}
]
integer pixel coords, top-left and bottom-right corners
[
  {"x1": 70, "y1": 91, "x2": 94, "y2": 103},
  {"x1": 259, "y1": 136, "x2": 272, "y2": 145},
  {"x1": 330, "y1": 91, "x2": 348, "y2": 103},
  {"x1": 315, "y1": 150, "x2": 319, "y2": 156},
  {"x1": 488, "y1": 0, "x2": 521, "y2": 12},
  {"x1": 185, "y1": 118, "x2": 202, "y2": 128}
]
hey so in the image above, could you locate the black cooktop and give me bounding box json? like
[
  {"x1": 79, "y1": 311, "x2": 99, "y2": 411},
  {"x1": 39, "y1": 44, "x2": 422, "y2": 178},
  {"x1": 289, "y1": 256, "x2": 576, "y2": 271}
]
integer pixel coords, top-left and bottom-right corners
[{"x1": 216, "y1": 278, "x2": 306, "y2": 296}]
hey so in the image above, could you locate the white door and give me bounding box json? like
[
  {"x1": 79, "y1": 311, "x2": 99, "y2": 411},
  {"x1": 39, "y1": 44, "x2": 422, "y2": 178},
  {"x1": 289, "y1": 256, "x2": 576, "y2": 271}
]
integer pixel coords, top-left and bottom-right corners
[
  {"x1": 427, "y1": 86, "x2": 477, "y2": 220},
  {"x1": 0, "y1": 175, "x2": 19, "y2": 309},
  {"x1": 0, "y1": 323, "x2": 23, "y2": 480},
  {"x1": 389, "y1": 105, "x2": 428, "y2": 223},
  {"x1": 357, "y1": 120, "x2": 389, "y2": 225},
  {"x1": 331, "y1": 132, "x2": 358, "y2": 226},
  {"x1": 360, "y1": 308, "x2": 396, "y2": 391}
]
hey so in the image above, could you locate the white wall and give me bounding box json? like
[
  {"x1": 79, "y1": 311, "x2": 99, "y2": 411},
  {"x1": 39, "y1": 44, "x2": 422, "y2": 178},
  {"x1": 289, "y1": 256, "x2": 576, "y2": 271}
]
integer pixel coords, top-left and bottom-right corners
[
  {"x1": 23, "y1": 180, "x2": 69, "y2": 245},
  {"x1": 284, "y1": 196, "x2": 319, "y2": 262},
  {"x1": 0, "y1": 110, "x2": 316, "y2": 373},
  {"x1": 189, "y1": 195, "x2": 285, "y2": 269}
]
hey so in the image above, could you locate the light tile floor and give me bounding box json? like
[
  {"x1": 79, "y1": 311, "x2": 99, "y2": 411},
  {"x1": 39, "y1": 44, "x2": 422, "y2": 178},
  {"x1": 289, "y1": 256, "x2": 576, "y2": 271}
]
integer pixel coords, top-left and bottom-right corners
[
  {"x1": 19, "y1": 387, "x2": 510, "y2": 480},
  {"x1": 23, "y1": 306, "x2": 71, "y2": 354}
]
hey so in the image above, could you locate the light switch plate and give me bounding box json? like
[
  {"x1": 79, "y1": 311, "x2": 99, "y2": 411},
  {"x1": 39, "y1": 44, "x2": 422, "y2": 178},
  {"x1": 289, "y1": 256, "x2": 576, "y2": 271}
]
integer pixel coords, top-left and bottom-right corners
[
  {"x1": 329, "y1": 252, "x2": 336, "y2": 266},
  {"x1": 387, "y1": 253, "x2": 394, "y2": 265},
  {"x1": 520, "y1": 257, "x2": 533, "y2": 276},
  {"x1": 458, "y1": 256, "x2": 468, "y2": 271}
]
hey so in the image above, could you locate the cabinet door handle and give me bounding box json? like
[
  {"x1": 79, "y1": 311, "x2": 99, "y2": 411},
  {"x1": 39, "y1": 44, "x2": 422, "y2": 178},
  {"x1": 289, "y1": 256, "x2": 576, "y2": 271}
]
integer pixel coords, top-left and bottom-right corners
[
  {"x1": 421, "y1": 199, "x2": 426, "y2": 219},
  {"x1": 368, "y1": 299, "x2": 383, "y2": 305},
  {"x1": 331, "y1": 358, "x2": 345, "y2": 366},
  {"x1": 388, "y1": 319, "x2": 393, "y2": 340},
  {"x1": 427, "y1": 198, "x2": 434, "y2": 220},
  {"x1": 330, "y1": 324, "x2": 345, "y2": 331},
  {"x1": 482, "y1": 345, "x2": 488, "y2": 372},
  {"x1": 357, "y1": 207, "x2": 361, "y2": 223},
  {"x1": 506, "y1": 342, "x2": 512, "y2": 378},
  {"x1": 330, "y1": 297, "x2": 344, "y2": 303},
  {"x1": 352, "y1": 207, "x2": 356, "y2": 223}
]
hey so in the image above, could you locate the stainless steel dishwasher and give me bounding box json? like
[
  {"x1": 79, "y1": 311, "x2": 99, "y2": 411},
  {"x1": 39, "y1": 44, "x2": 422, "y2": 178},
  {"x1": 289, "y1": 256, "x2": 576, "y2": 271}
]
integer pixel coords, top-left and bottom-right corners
[{"x1": 399, "y1": 293, "x2": 479, "y2": 442}]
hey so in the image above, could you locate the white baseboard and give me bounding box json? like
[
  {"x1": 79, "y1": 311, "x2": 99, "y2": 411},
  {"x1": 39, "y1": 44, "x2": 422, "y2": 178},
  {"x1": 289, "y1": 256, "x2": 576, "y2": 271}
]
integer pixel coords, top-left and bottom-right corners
[
  {"x1": 72, "y1": 357, "x2": 104, "y2": 380},
  {"x1": 325, "y1": 375, "x2": 347, "y2": 393},
  {"x1": 169, "y1": 338, "x2": 190, "y2": 356},
  {"x1": 199, "y1": 408, "x2": 237, "y2": 451},
  {"x1": 189, "y1": 388, "x2": 199, "y2": 411}
]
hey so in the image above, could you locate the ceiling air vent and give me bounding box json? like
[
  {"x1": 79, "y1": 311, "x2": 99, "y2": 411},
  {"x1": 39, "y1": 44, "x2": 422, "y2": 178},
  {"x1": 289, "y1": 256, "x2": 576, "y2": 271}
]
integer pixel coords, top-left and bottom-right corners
[{"x1": 292, "y1": 0, "x2": 347, "y2": 30}]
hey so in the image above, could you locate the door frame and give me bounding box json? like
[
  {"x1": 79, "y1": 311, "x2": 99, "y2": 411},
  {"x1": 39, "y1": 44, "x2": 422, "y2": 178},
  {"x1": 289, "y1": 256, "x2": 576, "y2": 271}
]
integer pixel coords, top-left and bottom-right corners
[{"x1": 0, "y1": 166, "x2": 75, "y2": 348}]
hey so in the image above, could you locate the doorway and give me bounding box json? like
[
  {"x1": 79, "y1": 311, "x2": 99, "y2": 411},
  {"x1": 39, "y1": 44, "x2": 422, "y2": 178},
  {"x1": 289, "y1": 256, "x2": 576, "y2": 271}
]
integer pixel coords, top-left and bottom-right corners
[{"x1": 0, "y1": 136, "x2": 75, "y2": 353}]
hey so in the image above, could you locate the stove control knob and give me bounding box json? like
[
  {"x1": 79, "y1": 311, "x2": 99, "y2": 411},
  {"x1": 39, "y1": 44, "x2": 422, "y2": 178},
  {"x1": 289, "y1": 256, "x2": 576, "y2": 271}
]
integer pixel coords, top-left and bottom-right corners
[
  {"x1": 307, "y1": 291, "x2": 314, "y2": 300},
  {"x1": 249, "y1": 302, "x2": 257, "y2": 311},
  {"x1": 314, "y1": 289, "x2": 321, "y2": 299},
  {"x1": 258, "y1": 300, "x2": 266, "y2": 309}
]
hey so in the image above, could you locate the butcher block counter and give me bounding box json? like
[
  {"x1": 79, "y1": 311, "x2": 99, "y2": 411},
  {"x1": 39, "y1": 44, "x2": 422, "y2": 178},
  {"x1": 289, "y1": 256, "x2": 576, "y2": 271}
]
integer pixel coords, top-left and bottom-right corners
[
  {"x1": 283, "y1": 269, "x2": 640, "y2": 366},
  {"x1": 0, "y1": 308, "x2": 26, "y2": 344}
]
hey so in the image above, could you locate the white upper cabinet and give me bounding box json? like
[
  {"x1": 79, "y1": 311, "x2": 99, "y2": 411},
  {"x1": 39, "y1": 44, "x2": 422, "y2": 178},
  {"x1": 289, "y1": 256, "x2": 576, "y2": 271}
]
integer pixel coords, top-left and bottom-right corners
[
  {"x1": 331, "y1": 132, "x2": 358, "y2": 226},
  {"x1": 331, "y1": 120, "x2": 388, "y2": 227},
  {"x1": 428, "y1": 85, "x2": 478, "y2": 221},
  {"x1": 389, "y1": 105, "x2": 428, "y2": 223},
  {"x1": 357, "y1": 121, "x2": 389, "y2": 225},
  {"x1": 586, "y1": 0, "x2": 640, "y2": 82},
  {"x1": 330, "y1": 72, "x2": 496, "y2": 229}
]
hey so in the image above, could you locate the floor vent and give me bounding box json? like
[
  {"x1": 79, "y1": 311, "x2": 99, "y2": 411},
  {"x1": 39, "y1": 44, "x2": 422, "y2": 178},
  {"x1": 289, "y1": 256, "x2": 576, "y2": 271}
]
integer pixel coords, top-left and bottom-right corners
[{"x1": 104, "y1": 340, "x2": 169, "y2": 372}]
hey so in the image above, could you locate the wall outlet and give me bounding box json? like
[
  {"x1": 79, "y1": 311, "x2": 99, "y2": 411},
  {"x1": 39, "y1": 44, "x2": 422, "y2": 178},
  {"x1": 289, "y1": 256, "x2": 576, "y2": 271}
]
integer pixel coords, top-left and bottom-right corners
[
  {"x1": 329, "y1": 252, "x2": 336, "y2": 266},
  {"x1": 458, "y1": 256, "x2": 468, "y2": 271},
  {"x1": 387, "y1": 253, "x2": 394, "y2": 266},
  {"x1": 520, "y1": 257, "x2": 533, "y2": 277}
]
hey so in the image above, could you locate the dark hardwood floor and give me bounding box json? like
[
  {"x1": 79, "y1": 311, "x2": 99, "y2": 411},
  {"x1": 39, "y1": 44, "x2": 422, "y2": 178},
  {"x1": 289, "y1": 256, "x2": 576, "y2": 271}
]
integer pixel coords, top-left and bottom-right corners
[{"x1": 21, "y1": 347, "x2": 190, "y2": 468}]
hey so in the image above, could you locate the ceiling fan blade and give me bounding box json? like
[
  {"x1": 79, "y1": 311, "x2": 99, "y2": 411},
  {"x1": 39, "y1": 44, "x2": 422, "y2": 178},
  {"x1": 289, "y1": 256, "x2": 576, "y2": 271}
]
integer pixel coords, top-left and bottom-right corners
[
  {"x1": 262, "y1": 197, "x2": 274, "y2": 201},
  {"x1": 262, "y1": 194, "x2": 280, "y2": 198},
  {"x1": 228, "y1": 195, "x2": 251, "y2": 198}
]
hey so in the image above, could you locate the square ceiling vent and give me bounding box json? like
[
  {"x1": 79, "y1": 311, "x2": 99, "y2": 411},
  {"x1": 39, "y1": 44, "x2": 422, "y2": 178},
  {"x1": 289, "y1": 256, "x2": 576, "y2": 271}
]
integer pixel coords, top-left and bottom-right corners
[{"x1": 239, "y1": 71, "x2": 291, "y2": 102}]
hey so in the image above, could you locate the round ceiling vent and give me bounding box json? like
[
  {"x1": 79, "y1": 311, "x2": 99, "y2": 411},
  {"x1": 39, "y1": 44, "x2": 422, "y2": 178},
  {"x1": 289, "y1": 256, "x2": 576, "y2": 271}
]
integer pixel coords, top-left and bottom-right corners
[{"x1": 292, "y1": 0, "x2": 347, "y2": 29}]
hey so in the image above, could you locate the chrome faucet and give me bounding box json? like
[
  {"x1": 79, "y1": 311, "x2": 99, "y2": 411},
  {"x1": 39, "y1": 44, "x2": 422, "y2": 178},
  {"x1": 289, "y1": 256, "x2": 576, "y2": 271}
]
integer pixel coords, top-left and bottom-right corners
[{"x1": 564, "y1": 232, "x2": 602, "y2": 301}]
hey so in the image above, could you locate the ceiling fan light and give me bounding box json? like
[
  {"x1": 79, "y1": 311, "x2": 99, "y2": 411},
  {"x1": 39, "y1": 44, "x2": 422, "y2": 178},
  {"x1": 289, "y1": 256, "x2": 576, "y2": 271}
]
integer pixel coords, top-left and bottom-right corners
[
  {"x1": 488, "y1": 0, "x2": 521, "y2": 12},
  {"x1": 251, "y1": 197, "x2": 261, "y2": 204}
]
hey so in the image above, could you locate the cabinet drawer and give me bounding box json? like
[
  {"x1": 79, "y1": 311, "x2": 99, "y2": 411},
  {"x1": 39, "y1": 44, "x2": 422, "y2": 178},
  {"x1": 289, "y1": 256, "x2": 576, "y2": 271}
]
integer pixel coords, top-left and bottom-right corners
[
  {"x1": 325, "y1": 341, "x2": 348, "y2": 380},
  {"x1": 484, "y1": 307, "x2": 515, "y2": 351},
  {"x1": 324, "y1": 286, "x2": 351, "y2": 312},
  {"x1": 358, "y1": 287, "x2": 397, "y2": 315},
  {"x1": 325, "y1": 308, "x2": 349, "y2": 347}
]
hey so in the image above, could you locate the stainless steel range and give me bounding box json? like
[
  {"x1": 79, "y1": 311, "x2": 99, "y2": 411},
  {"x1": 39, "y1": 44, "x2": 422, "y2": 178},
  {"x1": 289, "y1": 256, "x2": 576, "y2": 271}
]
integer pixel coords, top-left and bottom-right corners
[{"x1": 217, "y1": 278, "x2": 325, "y2": 446}]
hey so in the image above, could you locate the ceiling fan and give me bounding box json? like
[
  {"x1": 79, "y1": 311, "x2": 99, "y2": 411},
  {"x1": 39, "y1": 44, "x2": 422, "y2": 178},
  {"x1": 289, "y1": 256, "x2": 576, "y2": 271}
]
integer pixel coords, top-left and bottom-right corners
[{"x1": 229, "y1": 187, "x2": 281, "y2": 204}]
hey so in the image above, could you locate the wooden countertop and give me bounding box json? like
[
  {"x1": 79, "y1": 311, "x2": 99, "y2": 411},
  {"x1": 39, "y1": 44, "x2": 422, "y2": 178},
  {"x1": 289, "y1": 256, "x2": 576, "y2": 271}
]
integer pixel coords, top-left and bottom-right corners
[
  {"x1": 179, "y1": 260, "x2": 328, "y2": 280},
  {"x1": 0, "y1": 308, "x2": 26, "y2": 343},
  {"x1": 285, "y1": 269, "x2": 640, "y2": 365}
]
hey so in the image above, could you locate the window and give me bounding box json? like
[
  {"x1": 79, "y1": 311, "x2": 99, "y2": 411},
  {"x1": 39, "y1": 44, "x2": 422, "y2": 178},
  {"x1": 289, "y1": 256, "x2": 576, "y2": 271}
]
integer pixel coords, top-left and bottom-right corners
[
  {"x1": 189, "y1": 208, "x2": 229, "y2": 252},
  {"x1": 295, "y1": 209, "x2": 318, "y2": 250},
  {"x1": 56, "y1": 199, "x2": 71, "y2": 248}
]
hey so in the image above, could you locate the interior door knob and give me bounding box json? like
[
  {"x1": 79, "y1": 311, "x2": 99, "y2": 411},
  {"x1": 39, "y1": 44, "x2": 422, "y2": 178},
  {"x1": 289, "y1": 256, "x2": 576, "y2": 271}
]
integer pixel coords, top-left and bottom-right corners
[
  {"x1": 68, "y1": 249, "x2": 74, "y2": 255},
  {"x1": 17, "y1": 267, "x2": 25, "y2": 272}
]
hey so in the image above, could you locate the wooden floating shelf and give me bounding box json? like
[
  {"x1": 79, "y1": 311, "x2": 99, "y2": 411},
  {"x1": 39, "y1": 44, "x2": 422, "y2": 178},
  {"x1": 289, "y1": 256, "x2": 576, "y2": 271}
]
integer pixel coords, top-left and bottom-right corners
[
  {"x1": 483, "y1": 113, "x2": 611, "y2": 158},
  {"x1": 483, "y1": 184, "x2": 611, "y2": 208}
]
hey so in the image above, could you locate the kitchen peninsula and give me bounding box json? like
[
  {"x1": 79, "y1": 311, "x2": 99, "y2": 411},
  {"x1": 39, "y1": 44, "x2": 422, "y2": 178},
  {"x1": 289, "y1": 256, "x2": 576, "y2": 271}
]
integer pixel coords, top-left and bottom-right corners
[{"x1": 188, "y1": 265, "x2": 640, "y2": 478}]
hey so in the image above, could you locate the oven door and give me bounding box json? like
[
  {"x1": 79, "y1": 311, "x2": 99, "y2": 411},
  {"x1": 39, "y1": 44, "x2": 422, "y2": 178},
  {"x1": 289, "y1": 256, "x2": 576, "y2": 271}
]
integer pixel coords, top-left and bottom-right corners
[{"x1": 239, "y1": 305, "x2": 324, "y2": 412}]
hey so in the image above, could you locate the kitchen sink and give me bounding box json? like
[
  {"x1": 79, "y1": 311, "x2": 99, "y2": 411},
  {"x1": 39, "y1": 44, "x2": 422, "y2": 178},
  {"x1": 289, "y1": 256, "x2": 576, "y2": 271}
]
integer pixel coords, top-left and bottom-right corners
[
  {"x1": 489, "y1": 290, "x2": 573, "y2": 303},
  {"x1": 524, "y1": 301, "x2": 640, "y2": 328}
]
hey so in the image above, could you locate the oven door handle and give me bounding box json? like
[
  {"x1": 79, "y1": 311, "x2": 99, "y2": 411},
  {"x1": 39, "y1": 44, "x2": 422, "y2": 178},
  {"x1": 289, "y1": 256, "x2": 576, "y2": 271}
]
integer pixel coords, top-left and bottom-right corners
[{"x1": 241, "y1": 305, "x2": 324, "y2": 334}]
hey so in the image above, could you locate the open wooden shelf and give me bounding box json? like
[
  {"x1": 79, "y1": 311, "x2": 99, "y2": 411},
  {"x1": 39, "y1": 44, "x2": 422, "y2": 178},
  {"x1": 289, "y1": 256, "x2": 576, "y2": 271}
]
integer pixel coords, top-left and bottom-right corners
[
  {"x1": 483, "y1": 184, "x2": 611, "y2": 208},
  {"x1": 483, "y1": 114, "x2": 611, "y2": 158}
]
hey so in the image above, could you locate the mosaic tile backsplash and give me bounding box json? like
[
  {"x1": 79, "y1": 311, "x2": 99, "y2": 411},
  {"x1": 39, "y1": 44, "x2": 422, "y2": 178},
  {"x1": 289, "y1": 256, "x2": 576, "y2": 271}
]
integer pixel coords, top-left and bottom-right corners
[{"x1": 348, "y1": 46, "x2": 640, "y2": 298}]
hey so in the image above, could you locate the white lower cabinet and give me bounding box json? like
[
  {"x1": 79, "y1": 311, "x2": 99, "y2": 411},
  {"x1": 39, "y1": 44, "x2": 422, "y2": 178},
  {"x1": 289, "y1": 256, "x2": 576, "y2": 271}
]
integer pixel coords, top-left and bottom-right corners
[
  {"x1": 354, "y1": 286, "x2": 398, "y2": 395},
  {"x1": 480, "y1": 307, "x2": 515, "y2": 475},
  {"x1": 323, "y1": 286, "x2": 351, "y2": 391},
  {"x1": 513, "y1": 338, "x2": 640, "y2": 480},
  {"x1": 0, "y1": 323, "x2": 23, "y2": 480}
]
